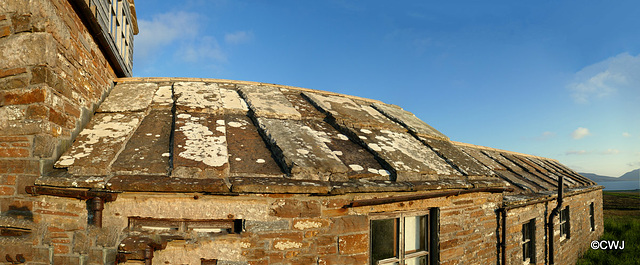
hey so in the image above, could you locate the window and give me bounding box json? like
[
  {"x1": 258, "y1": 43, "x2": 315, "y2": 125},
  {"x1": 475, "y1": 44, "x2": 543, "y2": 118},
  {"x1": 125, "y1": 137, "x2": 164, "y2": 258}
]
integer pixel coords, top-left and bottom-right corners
[
  {"x1": 522, "y1": 219, "x2": 535, "y2": 264},
  {"x1": 559, "y1": 206, "x2": 570, "y2": 239},
  {"x1": 370, "y1": 209, "x2": 439, "y2": 265},
  {"x1": 589, "y1": 202, "x2": 595, "y2": 231}
]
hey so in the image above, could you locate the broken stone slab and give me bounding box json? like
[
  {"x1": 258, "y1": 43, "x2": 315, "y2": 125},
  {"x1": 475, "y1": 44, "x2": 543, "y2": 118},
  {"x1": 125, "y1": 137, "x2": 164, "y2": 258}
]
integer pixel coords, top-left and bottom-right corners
[
  {"x1": 55, "y1": 112, "x2": 144, "y2": 176},
  {"x1": 106, "y1": 175, "x2": 231, "y2": 193},
  {"x1": 150, "y1": 85, "x2": 173, "y2": 109},
  {"x1": 225, "y1": 115, "x2": 283, "y2": 176},
  {"x1": 238, "y1": 85, "x2": 301, "y2": 120},
  {"x1": 343, "y1": 126, "x2": 460, "y2": 181},
  {"x1": 408, "y1": 179, "x2": 473, "y2": 191},
  {"x1": 329, "y1": 179, "x2": 413, "y2": 194},
  {"x1": 417, "y1": 136, "x2": 492, "y2": 177},
  {"x1": 35, "y1": 169, "x2": 108, "y2": 189},
  {"x1": 220, "y1": 88, "x2": 249, "y2": 115},
  {"x1": 230, "y1": 177, "x2": 331, "y2": 194},
  {"x1": 174, "y1": 82, "x2": 223, "y2": 113},
  {"x1": 303, "y1": 92, "x2": 402, "y2": 130},
  {"x1": 372, "y1": 102, "x2": 448, "y2": 140},
  {"x1": 255, "y1": 117, "x2": 349, "y2": 181},
  {"x1": 173, "y1": 111, "x2": 229, "y2": 179},
  {"x1": 456, "y1": 146, "x2": 506, "y2": 171},
  {"x1": 98, "y1": 83, "x2": 158, "y2": 112},
  {"x1": 111, "y1": 109, "x2": 172, "y2": 175}
]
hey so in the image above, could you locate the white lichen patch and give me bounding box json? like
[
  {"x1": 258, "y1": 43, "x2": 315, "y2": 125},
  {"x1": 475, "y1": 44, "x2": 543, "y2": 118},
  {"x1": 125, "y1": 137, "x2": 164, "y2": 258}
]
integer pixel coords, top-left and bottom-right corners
[
  {"x1": 368, "y1": 168, "x2": 378, "y2": 174},
  {"x1": 176, "y1": 120, "x2": 228, "y2": 167},
  {"x1": 360, "y1": 129, "x2": 372, "y2": 134},
  {"x1": 274, "y1": 240, "x2": 303, "y2": 250},
  {"x1": 333, "y1": 151, "x2": 343, "y2": 156},
  {"x1": 337, "y1": 134, "x2": 349, "y2": 141},
  {"x1": 256, "y1": 159, "x2": 265, "y2": 163},
  {"x1": 174, "y1": 82, "x2": 223, "y2": 111},
  {"x1": 349, "y1": 164, "x2": 364, "y2": 171},
  {"x1": 161, "y1": 153, "x2": 170, "y2": 157},
  {"x1": 297, "y1": 149, "x2": 310, "y2": 155},
  {"x1": 55, "y1": 113, "x2": 142, "y2": 168},
  {"x1": 379, "y1": 169, "x2": 391, "y2": 176},
  {"x1": 177, "y1": 113, "x2": 191, "y2": 119},
  {"x1": 227, "y1": 121, "x2": 243, "y2": 128},
  {"x1": 294, "y1": 220, "x2": 324, "y2": 230}
]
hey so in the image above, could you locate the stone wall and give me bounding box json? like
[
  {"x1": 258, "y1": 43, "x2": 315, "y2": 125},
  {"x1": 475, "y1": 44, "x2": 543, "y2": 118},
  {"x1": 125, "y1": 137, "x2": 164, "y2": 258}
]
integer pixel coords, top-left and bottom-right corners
[
  {"x1": 20, "y1": 191, "x2": 502, "y2": 265},
  {"x1": 0, "y1": 0, "x2": 116, "y2": 262},
  {"x1": 504, "y1": 189, "x2": 604, "y2": 265}
]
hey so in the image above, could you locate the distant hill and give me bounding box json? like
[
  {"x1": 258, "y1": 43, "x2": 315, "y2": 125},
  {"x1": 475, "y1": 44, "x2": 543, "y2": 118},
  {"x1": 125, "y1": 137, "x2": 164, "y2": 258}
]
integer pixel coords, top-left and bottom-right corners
[
  {"x1": 579, "y1": 168, "x2": 640, "y2": 182},
  {"x1": 619, "y1": 169, "x2": 640, "y2": 181}
]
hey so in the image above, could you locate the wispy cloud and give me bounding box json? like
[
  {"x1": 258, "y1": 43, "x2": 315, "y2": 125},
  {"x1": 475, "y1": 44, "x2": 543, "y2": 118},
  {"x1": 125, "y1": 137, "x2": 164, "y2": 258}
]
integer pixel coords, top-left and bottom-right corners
[
  {"x1": 566, "y1": 150, "x2": 588, "y2": 155},
  {"x1": 178, "y1": 36, "x2": 226, "y2": 63},
  {"x1": 567, "y1": 52, "x2": 640, "y2": 103},
  {"x1": 622, "y1": 132, "x2": 631, "y2": 138},
  {"x1": 225, "y1": 31, "x2": 254, "y2": 45},
  {"x1": 135, "y1": 11, "x2": 201, "y2": 60},
  {"x1": 601, "y1": 149, "x2": 620, "y2": 155},
  {"x1": 571, "y1": 127, "x2": 591, "y2": 140}
]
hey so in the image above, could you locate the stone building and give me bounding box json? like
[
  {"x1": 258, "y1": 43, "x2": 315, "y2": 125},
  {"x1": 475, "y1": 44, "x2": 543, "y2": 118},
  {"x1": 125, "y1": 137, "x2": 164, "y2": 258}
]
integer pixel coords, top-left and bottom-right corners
[{"x1": 0, "y1": 0, "x2": 603, "y2": 264}]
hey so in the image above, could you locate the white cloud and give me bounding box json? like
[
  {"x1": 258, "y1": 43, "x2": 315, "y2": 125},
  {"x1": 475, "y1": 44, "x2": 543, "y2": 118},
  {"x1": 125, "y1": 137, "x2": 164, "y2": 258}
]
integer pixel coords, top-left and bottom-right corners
[
  {"x1": 135, "y1": 11, "x2": 201, "y2": 59},
  {"x1": 622, "y1": 132, "x2": 631, "y2": 137},
  {"x1": 565, "y1": 150, "x2": 588, "y2": 155},
  {"x1": 178, "y1": 36, "x2": 226, "y2": 63},
  {"x1": 567, "y1": 53, "x2": 640, "y2": 103},
  {"x1": 601, "y1": 149, "x2": 620, "y2": 155},
  {"x1": 571, "y1": 127, "x2": 591, "y2": 139},
  {"x1": 224, "y1": 31, "x2": 254, "y2": 45}
]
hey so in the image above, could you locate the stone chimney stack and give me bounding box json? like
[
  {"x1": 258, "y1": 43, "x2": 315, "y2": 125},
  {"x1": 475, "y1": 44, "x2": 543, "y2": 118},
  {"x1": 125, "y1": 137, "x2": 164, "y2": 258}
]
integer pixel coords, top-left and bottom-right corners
[{"x1": 0, "y1": 0, "x2": 137, "y2": 257}]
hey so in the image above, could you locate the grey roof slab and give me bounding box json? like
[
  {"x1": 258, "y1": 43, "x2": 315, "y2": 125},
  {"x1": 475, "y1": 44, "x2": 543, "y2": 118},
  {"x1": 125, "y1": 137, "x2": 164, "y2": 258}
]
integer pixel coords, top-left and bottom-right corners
[
  {"x1": 345, "y1": 127, "x2": 461, "y2": 181},
  {"x1": 225, "y1": 115, "x2": 283, "y2": 176},
  {"x1": 174, "y1": 82, "x2": 223, "y2": 113},
  {"x1": 238, "y1": 85, "x2": 301, "y2": 120},
  {"x1": 372, "y1": 103, "x2": 448, "y2": 140},
  {"x1": 230, "y1": 177, "x2": 331, "y2": 194},
  {"x1": 418, "y1": 136, "x2": 493, "y2": 177},
  {"x1": 172, "y1": 112, "x2": 229, "y2": 179},
  {"x1": 303, "y1": 92, "x2": 402, "y2": 130},
  {"x1": 98, "y1": 83, "x2": 158, "y2": 112},
  {"x1": 54, "y1": 112, "x2": 144, "y2": 175},
  {"x1": 255, "y1": 117, "x2": 349, "y2": 181},
  {"x1": 220, "y1": 88, "x2": 249, "y2": 115},
  {"x1": 111, "y1": 109, "x2": 172, "y2": 175},
  {"x1": 303, "y1": 121, "x2": 389, "y2": 180},
  {"x1": 457, "y1": 146, "x2": 506, "y2": 170},
  {"x1": 280, "y1": 89, "x2": 325, "y2": 120}
]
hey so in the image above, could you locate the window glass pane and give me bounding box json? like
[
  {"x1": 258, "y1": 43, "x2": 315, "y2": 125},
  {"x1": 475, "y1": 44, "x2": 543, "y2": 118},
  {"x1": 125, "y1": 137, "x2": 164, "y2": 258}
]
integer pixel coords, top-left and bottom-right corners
[
  {"x1": 372, "y1": 218, "x2": 398, "y2": 262},
  {"x1": 405, "y1": 255, "x2": 427, "y2": 265},
  {"x1": 404, "y1": 215, "x2": 426, "y2": 253}
]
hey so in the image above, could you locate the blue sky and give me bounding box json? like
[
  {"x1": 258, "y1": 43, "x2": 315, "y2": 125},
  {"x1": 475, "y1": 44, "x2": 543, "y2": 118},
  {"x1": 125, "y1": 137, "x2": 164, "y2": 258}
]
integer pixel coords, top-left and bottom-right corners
[{"x1": 132, "y1": 0, "x2": 640, "y2": 177}]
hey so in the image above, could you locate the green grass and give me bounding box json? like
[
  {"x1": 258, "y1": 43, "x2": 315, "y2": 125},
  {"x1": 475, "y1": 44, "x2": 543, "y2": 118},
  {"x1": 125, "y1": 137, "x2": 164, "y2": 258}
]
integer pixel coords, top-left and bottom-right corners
[{"x1": 577, "y1": 192, "x2": 640, "y2": 265}]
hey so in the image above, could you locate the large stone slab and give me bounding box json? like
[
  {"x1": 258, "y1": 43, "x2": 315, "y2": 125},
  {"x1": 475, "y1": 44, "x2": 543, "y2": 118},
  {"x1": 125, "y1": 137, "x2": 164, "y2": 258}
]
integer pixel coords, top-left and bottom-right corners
[
  {"x1": 172, "y1": 112, "x2": 229, "y2": 179},
  {"x1": 98, "y1": 83, "x2": 158, "y2": 112},
  {"x1": 111, "y1": 109, "x2": 172, "y2": 175},
  {"x1": 174, "y1": 82, "x2": 223, "y2": 113},
  {"x1": 304, "y1": 121, "x2": 389, "y2": 180},
  {"x1": 418, "y1": 137, "x2": 492, "y2": 177},
  {"x1": 107, "y1": 175, "x2": 230, "y2": 193},
  {"x1": 225, "y1": 115, "x2": 283, "y2": 176},
  {"x1": 230, "y1": 177, "x2": 331, "y2": 194},
  {"x1": 280, "y1": 89, "x2": 325, "y2": 120},
  {"x1": 238, "y1": 85, "x2": 301, "y2": 120},
  {"x1": 220, "y1": 88, "x2": 249, "y2": 115},
  {"x1": 347, "y1": 127, "x2": 460, "y2": 181},
  {"x1": 372, "y1": 103, "x2": 448, "y2": 140},
  {"x1": 457, "y1": 146, "x2": 506, "y2": 170},
  {"x1": 255, "y1": 117, "x2": 349, "y2": 181},
  {"x1": 55, "y1": 112, "x2": 143, "y2": 175},
  {"x1": 303, "y1": 92, "x2": 401, "y2": 130}
]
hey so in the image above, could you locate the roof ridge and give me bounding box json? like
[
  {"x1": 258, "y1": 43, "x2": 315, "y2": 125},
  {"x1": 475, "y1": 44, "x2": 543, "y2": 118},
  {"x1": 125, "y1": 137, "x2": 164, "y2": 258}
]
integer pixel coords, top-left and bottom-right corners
[
  {"x1": 451, "y1": 141, "x2": 557, "y2": 162},
  {"x1": 114, "y1": 77, "x2": 384, "y2": 104}
]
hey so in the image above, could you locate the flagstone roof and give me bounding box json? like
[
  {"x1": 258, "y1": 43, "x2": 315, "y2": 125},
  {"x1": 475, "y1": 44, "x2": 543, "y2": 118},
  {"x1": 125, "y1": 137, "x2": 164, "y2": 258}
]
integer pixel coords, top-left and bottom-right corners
[{"x1": 40, "y1": 78, "x2": 597, "y2": 195}]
